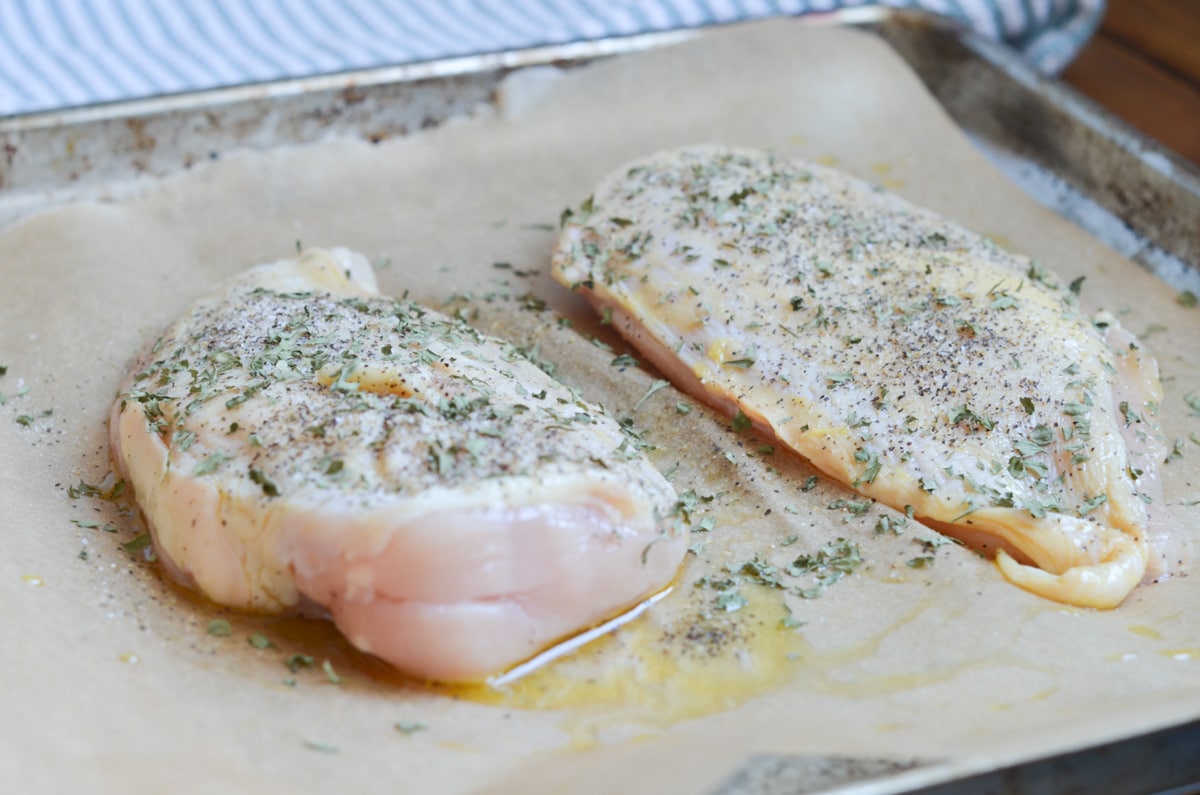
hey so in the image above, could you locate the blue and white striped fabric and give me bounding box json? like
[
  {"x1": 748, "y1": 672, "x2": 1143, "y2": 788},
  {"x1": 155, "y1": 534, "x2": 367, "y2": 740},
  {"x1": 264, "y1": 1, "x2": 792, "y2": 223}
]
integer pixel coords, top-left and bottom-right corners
[{"x1": 0, "y1": 0, "x2": 1104, "y2": 117}]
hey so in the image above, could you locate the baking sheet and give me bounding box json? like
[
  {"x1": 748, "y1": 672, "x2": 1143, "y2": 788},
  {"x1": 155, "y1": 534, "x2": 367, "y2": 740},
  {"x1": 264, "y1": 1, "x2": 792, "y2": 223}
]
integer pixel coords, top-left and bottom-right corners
[{"x1": 2, "y1": 20, "x2": 1199, "y2": 794}]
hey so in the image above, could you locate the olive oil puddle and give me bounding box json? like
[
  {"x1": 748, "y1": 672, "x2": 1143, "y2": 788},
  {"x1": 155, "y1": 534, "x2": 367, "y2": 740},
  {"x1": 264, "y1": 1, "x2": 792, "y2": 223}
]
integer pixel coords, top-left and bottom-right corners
[
  {"x1": 429, "y1": 587, "x2": 1039, "y2": 741},
  {"x1": 452, "y1": 588, "x2": 806, "y2": 715},
  {"x1": 156, "y1": 561, "x2": 1050, "y2": 744}
]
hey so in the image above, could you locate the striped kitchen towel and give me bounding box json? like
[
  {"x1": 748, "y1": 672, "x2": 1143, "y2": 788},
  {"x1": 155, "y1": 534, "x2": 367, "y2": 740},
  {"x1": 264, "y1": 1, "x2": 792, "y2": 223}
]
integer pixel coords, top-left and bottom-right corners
[{"x1": 0, "y1": 0, "x2": 1104, "y2": 117}]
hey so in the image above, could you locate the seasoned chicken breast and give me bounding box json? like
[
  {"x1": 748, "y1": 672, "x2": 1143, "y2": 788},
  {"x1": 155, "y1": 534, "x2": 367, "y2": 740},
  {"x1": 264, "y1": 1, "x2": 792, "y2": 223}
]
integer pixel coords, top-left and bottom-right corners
[
  {"x1": 109, "y1": 248, "x2": 684, "y2": 682},
  {"x1": 551, "y1": 145, "x2": 1172, "y2": 609}
]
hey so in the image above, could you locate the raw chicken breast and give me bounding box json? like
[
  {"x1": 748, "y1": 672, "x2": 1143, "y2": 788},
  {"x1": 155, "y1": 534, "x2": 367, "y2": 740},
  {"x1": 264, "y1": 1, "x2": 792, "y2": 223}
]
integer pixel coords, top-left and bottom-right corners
[
  {"x1": 110, "y1": 248, "x2": 683, "y2": 682},
  {"x1": 551, "y1": 145, "x2": 1172, "y2": 609}
]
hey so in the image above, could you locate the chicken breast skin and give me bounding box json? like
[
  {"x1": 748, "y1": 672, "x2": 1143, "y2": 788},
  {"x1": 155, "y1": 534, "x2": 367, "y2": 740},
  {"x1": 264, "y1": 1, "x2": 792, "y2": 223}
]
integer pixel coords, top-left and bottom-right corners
[
  {"x1": 110, "y1": 248, "x2": 684, "y2": 682},
  {"x1": 551, "y1": 145, "x2": 1171, "y2": 609}
]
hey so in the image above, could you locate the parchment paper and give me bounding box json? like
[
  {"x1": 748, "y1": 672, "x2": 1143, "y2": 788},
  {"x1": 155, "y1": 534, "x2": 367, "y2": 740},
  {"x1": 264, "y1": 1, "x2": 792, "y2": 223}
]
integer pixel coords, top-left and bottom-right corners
[{"x1": 2, "y1": 20, "x2": 1199, "y2": 795}]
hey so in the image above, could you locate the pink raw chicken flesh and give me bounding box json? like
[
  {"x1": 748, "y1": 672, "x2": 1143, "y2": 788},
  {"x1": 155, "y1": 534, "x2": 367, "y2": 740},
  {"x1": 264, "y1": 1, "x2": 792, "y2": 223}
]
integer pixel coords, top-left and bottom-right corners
[
  {"x1": 551, "y1": 145, "x2": 1177, "y2": 609},
  {"x1": 109, "y1": 248, "x2": 684, "y2": 682}
]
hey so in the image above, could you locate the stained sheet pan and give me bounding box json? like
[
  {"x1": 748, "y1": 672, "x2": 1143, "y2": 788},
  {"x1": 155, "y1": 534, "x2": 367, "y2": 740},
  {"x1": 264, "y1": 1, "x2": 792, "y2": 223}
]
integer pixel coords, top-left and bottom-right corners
[{"x1": 1, "y1": 10, "x2": 1199, "y2": 795}]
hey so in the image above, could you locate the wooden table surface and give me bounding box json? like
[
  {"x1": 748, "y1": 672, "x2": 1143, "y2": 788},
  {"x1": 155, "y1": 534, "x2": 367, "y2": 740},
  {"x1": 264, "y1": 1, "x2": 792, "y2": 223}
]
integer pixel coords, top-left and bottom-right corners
[{"x1": 1062, "y1": 0, "x2": 1200, "y2": 166}]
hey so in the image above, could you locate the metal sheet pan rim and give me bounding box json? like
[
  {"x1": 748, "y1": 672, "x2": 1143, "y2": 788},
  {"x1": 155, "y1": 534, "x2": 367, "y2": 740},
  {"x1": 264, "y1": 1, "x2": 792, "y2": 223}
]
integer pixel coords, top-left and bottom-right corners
[
  {"x1": 0, "y1": 29, "x2": 712, "y2": 131},
  {"x1": 0, "y1": 8, "x2": 911, "y2": 132}
]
